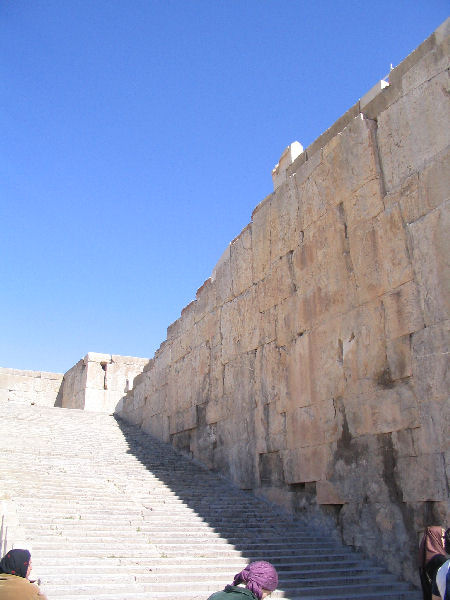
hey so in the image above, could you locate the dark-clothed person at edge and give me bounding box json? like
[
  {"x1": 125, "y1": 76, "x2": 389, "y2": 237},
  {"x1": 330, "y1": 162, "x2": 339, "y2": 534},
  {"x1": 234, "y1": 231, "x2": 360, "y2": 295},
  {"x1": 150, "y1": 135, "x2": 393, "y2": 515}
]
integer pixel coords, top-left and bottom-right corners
[
  {"x1": 0, "y1": 549, "x2": 47, "y2": 600},
  {"x1": 419, "y1": 526, "x2": 449, "y2": 600},
  {"x1": 207, "y1": 561, "x2": 279, "y2": 600}
]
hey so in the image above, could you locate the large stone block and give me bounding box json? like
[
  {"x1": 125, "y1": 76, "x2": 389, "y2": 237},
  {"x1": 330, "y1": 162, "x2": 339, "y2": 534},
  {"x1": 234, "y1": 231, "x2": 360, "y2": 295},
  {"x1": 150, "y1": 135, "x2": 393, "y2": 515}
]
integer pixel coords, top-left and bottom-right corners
[
  {"x1": 286, "y1": 398, "x2": 341, "y2": 450},
  {"x1": 254, "y1": 400, "x2": 287, "y2": 455},
  {"x1": 396, "y1": 453, "x2": 448, "y2": 501},
  {"x1": 283, "y1": 444, "x2": 330, "y2": 484},
  {"x1": 214, "y1": 414, "x2": 258, "y2": 488},
  {"x1": 348, "y1": 205, "x2": 413, "y2": 304},
  {"x1": 223, "y1": 352, "x2": 256, "y2": 414},
  {"x1": 194, "y1": 277, "x2": 216, "y2": 323},
  {"x1": 343, "y1": 178, "x2": 384, "y2": 232},
  {"x1": 340, "y1": 300, "x2": 386, "y2": 383},
  {"x1": 343, "y1": 380, "x2": 419, "y2": 437},
  {"x1": 385, "y1": 173, "x2": 423, "y2": 225},
  {"x1": 382, "y1": 280, "x2": 424, "y2": 340},
  {"x1": 377, "y1": 70, "x2": 450, "y2": 193},
  {"x1": 400, "y1": 26, "x2": 449, "y2": 95},
  {"x1": 256, "y1": 254, "x2": 295, "y2": 313},
  {"x1": 230, "y1": 224, "x2": 253, "y2": 297},
  {"x1": 208, "y1": 344, "x2": 224, "y2": 403},
  {"x1": 169, "y1": 406, "x2": 197, "y2": 435},
  {"x1": 320, "y1": 114, "x2": 380, "y2": 209},
  {"x1": 316, "y1": 481, "x2": 345, "y2": 505},
  {"x1": 205, "y1": 397, "x2": 228, "y2": 424},
  {"x1": 251, "y1": 195, "x2": 272, "y2": 283},
  {"x1": 393, "y1": 398, "x2": 449, "y2": 457},
  {"x1": 386, "y1": 335, "x2": 412, "y2": 381},
  {"x1": 275, "y1": 294, "x2": 306, "y2": 347},
  {"x1": 292, "y1": 209, "x2": 357, "y2": 327},
  {"x1": 270, "y1": 177, "x2": 302, "y2": 261},
  {"x1": 194, "y1": 309, "x2": 220, "y2": 348},
  {"x1": 254, "y1": 342, "x2": 288, "y2": 409},
  {"x1": 142, "y1": 412, "x2": 169, "y2": 443},
  {"x1": 221, "y1": 288, "x2": 275, "y2": 364},
  {"x1": 287, "y1": 322, "x2": 345, "y2": 411},
  {"x1": 411, "y1": 320, "x2": 449, "y2": 402},
  {"x1": 408, "y1": 201, "x2": 450, "y2": 325},
  {"x1": 171, "y1": 329, "x2": 193, "y2": 363},
  {"x1": 418, "y1": 148, "x2": 450, "y2": 213}
]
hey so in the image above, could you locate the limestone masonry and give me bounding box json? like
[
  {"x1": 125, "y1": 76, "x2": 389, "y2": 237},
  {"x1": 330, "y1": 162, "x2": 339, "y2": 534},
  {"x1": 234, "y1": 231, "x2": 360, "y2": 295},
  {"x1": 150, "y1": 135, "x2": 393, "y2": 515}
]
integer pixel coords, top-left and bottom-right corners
[
  {"x1": 2, "y1": 19, "x2": 449, "y2": 588},
  {"x1": 0, "y1": 353, "x2": 149, "y2": 414}
]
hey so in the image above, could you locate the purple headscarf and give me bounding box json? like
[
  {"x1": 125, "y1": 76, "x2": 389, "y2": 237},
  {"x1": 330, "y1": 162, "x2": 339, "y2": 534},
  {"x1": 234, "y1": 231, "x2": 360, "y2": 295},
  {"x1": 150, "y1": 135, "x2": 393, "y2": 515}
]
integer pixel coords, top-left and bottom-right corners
[{"x1": 233, "y1": 561, "x2": 278, "y2": 600}]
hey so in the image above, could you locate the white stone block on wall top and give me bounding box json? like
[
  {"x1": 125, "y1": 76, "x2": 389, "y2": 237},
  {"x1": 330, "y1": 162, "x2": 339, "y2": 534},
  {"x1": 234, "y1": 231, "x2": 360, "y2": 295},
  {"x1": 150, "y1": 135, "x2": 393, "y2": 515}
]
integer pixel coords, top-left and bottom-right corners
[{"x1": 272, "y1": 141, "x2": 303, "y2": 190}]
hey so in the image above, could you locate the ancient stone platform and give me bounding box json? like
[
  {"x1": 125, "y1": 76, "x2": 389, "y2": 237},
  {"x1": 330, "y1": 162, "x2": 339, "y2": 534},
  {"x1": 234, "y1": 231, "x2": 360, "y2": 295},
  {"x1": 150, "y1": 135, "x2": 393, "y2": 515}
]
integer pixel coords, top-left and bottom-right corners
[{"x1": 0, "y1": 400, "x2": 421, "y2": 599}]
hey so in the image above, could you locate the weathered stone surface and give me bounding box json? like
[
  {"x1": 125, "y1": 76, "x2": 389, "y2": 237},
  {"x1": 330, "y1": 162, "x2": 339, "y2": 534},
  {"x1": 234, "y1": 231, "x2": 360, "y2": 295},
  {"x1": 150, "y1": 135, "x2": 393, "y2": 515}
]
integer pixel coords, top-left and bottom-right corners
[
  {"x1": 272, "y1": 141, "x2": 303, "y2": 190},
  {"x1": 408, "y1": 201, "x2": 450, "y2": 325},
  {"x1": 0, "y1": 367, "x2": 64, "y2": 407},
  {"x1": 386, "y1": 335, "x2": 413, "y2": 380},
  {"x1": 344, "y1": 380, "x2": 419, "y2": 437},
  {"x1": 169, "y1": 405, "x2": 197, "y2": 435},
  {"x1": 254, "y1": 342, "x2": 288, "y2": 410},
  {"x1": 418, "y1": 147, "x2": 450, "y2": 212},
  {"x1": 221, "y1": 287, "x2": 275, "y2": 364},
  {"x1": 251, "y1": 195, "x2": 272, "y2": 283},
  {"x1": 377, "y1": 70, "x2": 450, "y2": 193},
  {"x1": 349, "y1": 204, "x2": 413, "y2": 303},
  {"x1": 382, "y1": 280, "x2": 424, "y2": 340},
  {"x1": 270, "y1": 177, "x2": 302, "y2": 262},
  {"x1": 340, "y1": 300, "x2": 386, "y2": 382},
  {"x1": 397, "y1": 453, "x2": 448, "y2": 501},
  {"x1": 411, "y1": 320, "x2": 449, "y2": 402},
  {"x1": 194, "y1": 309, "x2": 220, "y2": 348},
  {"x1": 292, "y1": 208, "x2": 357, "y2": 327},
  {"x1": 286, "y1": 397, "x2": 341, "y2": 449},
  {"x1": 316, "y1": 480, "x2": 345, "y2": 505},
  {"x1": 114, "y1": 22, "x2": 450, "y2": 588},
  {"x1": 194, "y1": 277, "x2": 217, "y2": 322},
  {"x1": 283, "y1": 444, "x2": 330, "y2": 484},
  {"x1": 230, "y1": 224, "x2": 253, "y2": 297},
  {"x1": 256, "y1": 254, "x2": 294, "y2": 313}
]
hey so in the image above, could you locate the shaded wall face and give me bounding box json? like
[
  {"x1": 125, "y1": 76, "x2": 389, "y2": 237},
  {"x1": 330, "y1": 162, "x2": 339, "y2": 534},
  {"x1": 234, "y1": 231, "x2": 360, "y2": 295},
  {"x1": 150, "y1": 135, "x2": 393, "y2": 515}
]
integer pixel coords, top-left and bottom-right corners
[{"x1": 120, "y1": 23, "x2": 449, "y2": 584}]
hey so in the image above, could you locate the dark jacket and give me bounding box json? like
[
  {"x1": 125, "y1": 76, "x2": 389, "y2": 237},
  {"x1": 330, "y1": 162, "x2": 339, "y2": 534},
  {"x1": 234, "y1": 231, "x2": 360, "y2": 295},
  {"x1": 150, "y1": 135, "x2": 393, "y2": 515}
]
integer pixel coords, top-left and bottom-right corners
[{"x1": 208, "y1": 585, "x2": 258, "y2": 600}]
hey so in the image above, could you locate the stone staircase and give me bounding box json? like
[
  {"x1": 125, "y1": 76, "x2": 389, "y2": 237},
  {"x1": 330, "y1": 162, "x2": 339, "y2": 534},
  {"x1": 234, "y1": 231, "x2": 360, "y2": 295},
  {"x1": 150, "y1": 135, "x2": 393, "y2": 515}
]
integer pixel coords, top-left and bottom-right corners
[{"x1": 0, "y1": 400, "x2": 421, "y2": 599}]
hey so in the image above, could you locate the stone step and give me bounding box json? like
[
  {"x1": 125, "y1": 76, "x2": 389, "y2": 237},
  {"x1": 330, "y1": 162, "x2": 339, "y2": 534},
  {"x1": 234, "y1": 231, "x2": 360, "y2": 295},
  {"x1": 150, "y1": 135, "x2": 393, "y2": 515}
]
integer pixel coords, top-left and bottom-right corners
[{"x1": 1, "y1": 401, "x2": 419, "y2": 600}]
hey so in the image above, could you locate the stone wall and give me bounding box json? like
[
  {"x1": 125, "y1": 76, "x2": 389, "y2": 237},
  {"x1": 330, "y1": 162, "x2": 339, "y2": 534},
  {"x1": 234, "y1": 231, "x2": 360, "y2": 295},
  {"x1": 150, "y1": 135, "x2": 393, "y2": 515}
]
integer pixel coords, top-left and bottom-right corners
[
  {"x1": 60, "y1": 352, "x2": 149, "y2": 413},
  {"x1": 0, "y1": 353, "x2": 149, "y2": 413},
  {"x1": 120, "y1": 19, "x2": 449, "y2": 585},
  {"x1": 0, "y1": 367, "x2": 63, "y2": 406}
]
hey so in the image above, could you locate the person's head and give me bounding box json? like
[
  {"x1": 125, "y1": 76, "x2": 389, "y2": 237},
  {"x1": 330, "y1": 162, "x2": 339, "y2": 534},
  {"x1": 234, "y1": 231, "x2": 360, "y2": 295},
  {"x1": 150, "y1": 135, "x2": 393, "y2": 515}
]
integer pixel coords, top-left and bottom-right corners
[
  {"x1": 233, "y1": 561, "x2": 278, "y2": 600},
  {"x1": 444, "y1": 528, "x2": 450, "y2": 554},
  {"x1": 0, "y1": 549, "x2": 32, "y2": 579}
]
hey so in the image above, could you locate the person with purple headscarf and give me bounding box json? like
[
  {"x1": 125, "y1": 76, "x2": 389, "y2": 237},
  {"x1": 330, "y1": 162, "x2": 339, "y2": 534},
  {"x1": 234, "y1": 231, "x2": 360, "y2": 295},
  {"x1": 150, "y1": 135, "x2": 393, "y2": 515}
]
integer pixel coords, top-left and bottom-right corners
[
  {"x1": 0, "y1": 549, "x2": 47, "y2": 599},
  {"x1": 207, "y1": 561, "x2": 279, "y2": 600}
]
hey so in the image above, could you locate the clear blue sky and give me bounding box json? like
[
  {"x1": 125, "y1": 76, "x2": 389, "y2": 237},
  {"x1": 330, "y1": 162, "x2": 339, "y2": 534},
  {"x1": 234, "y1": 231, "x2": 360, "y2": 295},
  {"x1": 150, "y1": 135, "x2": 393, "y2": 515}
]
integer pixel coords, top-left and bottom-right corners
[{"x1": 1, "y1": 1, "x2": 448, "y2": 374}]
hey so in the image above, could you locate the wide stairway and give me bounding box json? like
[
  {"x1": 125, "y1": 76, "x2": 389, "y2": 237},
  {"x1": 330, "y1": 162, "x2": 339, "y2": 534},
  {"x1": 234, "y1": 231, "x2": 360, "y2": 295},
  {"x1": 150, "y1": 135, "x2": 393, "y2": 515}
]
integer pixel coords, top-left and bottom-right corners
[{"x1": 0, "y1": 401, "x2": 421, "y2": 600}]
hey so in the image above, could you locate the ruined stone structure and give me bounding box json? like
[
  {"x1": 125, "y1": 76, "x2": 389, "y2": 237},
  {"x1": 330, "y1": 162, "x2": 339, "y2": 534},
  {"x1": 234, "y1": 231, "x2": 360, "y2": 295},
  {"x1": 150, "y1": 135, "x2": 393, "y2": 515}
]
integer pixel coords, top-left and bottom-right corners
[
  {"x1": 119, "y1": 20, "x2": 450, "y2": 584},
  {"x1": 0, "y1": 353, "x2": 149, "y2": 414},
  {"x1": 60, "y1": 352, "x2": 149, "y2": 413},
  {"x1": 0, "y1": 367, "x2": 63, "y2": 406},
  {"x1": 1, "y1": 19, "x2": 448, "y2": 590}
]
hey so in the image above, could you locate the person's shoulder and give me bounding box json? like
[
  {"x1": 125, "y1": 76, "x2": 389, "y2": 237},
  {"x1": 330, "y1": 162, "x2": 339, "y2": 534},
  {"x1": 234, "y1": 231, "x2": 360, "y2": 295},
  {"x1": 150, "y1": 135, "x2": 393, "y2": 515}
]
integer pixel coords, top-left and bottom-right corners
[
  {"x1": 436, "y1": 559, "x2": 450, "y2": 597},
  {"x1": 207, "y1": 587, "x2": 257, "y2": 600},
  {"x1": 0, "y1": 574, "x2": 47, "y2": 599}
]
